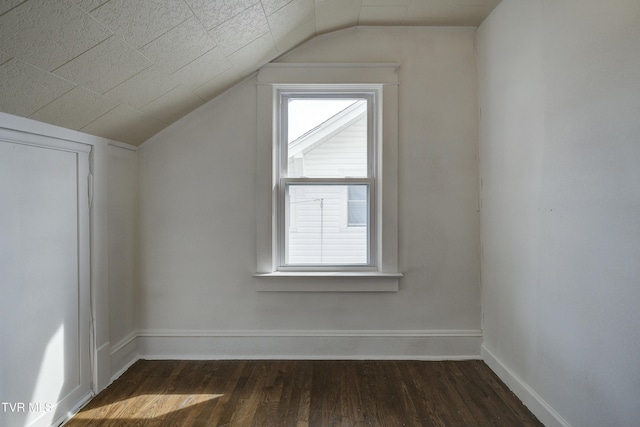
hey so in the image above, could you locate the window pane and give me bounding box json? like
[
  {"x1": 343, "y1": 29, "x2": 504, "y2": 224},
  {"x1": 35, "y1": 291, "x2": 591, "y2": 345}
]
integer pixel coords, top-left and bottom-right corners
[
  {"x1": 347, "y1": 185, "x2": 367, "y2": 226},
  {"x1": 287, "y1": 98, "x2": 368, "y2": 178},
  {"x1": 286, "y1": 184, "x2": 368, "y2": 265},
  {"x1": 348, "y1": 185, "x2": 367, "y2": 200}
]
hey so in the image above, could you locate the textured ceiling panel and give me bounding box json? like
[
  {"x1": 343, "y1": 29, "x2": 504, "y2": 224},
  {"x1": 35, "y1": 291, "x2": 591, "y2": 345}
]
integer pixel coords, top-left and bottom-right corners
[
  {"x1": 90, "y1": 0, "x2": 193, "y2": 48},
  {"x1": 69, "y1": 0, "x2": 109, "y2": 13},
  {"x1": 362, "y1": 0, "x2": 411, "y2": 5},
  {"x1": 0, "y1": 58, "x2": 75, "y2": 117},
  {"x1": 169, "y1": 47, "x2": 233, "y2": 90},
  {"x1": 359, "y1": 6, "x2": 408, "y2": 24},
  {"x1": 82, "y1": 110, "x2": 168, "y2": 145},
  {"x1": 0, "y1": 51, "x2": 11, "y2": 66},
  {"x1": 405, "y1": 0, "x2": 458, "y2": 21},
  {"x1": 141, "y1": 84, "x2": 204, "y2": 124},
  {"x1": 228, "y1": 32, "x2": 278, "y2": 75},
  {"x1": 186, "y1": 0, "x2": 258, "y2": 30},
  {"x1": 102, "y1": 66, "x2": 180, "y2": 109},
  {"x1": 79, "y1": 103, "x2": 147, "y2": 141},
  {"x1": 140, "y1": 17, "x2": 218, "y2": 74},
  {"x1": 29, "y1": 86, "x2": 117, "y2": 130},
  {"x1": 0, "y1": 1, "x2": 26, "y2": 16},
  {"x1": 0, "y1": 0, "x2": 111, "y2": 70},
  {"x1": 262, "y1": 0, "x2": 293, "y2": 16},
  {"x1": 268, "y1": 0, "x2": 315, "y2": 40},
  {"x1": 193, "y1": 67, "x2": 240, "y2": 101},
  {"x1": 273, "y1": 17, "x2": 315, "y2": 53},
  {"x1": 53, "y1": 36, "x2": 152, "y2": 94},
  {"x1": 210, "y1": 4, "x2": 270, "y2": 55},
  {"x1": 0, "y1": 0, "x2": 501, "y2": 146}
]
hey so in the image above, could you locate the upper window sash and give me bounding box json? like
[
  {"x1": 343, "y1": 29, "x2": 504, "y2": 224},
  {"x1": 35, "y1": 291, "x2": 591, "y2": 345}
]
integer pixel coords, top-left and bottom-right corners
[{"x1": 277, "y1": 90, "x2": 376, "y2": 180}]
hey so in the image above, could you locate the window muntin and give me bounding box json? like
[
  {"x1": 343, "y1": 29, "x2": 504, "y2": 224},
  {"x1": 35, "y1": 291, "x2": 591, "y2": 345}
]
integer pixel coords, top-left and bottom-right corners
[{"x1": 277, "y1": 90, "x2": 377, "y2": 270}]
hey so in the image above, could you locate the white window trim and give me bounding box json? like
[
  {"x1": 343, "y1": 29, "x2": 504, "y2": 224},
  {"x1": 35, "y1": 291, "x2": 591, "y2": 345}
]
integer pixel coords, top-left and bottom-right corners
[{"x1": 255, "y1": 63, "x2": 401, "y2": 291}]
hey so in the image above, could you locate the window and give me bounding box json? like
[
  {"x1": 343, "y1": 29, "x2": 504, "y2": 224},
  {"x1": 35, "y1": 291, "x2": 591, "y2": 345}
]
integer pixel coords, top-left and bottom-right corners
[
  {"x1": 255, "y1": 63, "x2": 401, "y2": 290},
  {"x1": 278, "y1": 90, "x2": 376, "y2": 269}
]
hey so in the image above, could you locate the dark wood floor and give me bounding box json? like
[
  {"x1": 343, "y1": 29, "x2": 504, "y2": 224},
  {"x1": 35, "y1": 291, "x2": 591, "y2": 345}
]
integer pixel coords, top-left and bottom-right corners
[{"x1": 66, "y1": 360, "x2": 543, "y2": 426}]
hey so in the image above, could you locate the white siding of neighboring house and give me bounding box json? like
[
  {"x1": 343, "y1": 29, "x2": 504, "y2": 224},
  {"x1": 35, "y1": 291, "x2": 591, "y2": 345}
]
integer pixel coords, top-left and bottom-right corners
[
  {"x1": 287, "y1": 114, "x2": 368, "y2": 265},
  {"x1": 301, "y1": 115, "x2": 367, "y2": 177}
]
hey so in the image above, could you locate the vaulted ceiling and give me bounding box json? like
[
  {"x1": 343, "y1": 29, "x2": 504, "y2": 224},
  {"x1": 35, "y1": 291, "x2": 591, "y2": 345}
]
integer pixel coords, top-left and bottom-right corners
[{"x1": 0, "y1": 0, "x2": 500, "y2": 145}]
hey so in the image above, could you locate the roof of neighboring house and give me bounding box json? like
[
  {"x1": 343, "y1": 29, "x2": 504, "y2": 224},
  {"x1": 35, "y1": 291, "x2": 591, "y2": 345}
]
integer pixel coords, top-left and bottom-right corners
[{"x1": 288, "y1": 101, "x2": 367, "y2": 158}]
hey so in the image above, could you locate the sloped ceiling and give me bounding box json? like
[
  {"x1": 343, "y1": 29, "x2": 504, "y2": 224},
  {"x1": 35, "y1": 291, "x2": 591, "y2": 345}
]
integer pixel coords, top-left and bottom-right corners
[{"x1": 0, "y1": 0, "x2": 500, "y2": 146}]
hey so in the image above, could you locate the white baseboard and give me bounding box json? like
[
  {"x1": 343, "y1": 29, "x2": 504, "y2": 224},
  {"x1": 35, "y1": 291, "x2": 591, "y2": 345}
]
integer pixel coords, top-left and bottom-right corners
[
  {"x1": 109, "y1": 333, "x2": 139, "y2": 383},
  {"x1": 481, "y1": 344, "x2": 571, "y2": 427},
  {"x1": 95, "y1": 342, "x2": 111, "y2": 393},
  {"x1": 136, "y1": 329, "x2": 482, "y2": 360},
  {"x1": 53, "y1": 392, "x2": 93, "y2": 427}
]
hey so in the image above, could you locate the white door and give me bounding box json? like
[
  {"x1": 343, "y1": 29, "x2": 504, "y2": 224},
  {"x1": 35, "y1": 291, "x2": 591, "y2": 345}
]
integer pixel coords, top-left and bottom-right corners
[{"x1": 0, "y1": 137, "x2": 91, "y2": 427}]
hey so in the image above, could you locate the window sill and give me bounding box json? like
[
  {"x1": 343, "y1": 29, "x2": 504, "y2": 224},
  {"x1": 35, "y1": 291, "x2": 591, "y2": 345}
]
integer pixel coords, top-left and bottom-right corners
[{"x1": 253, "y1": 272, "x2": 402, "y2": 292}]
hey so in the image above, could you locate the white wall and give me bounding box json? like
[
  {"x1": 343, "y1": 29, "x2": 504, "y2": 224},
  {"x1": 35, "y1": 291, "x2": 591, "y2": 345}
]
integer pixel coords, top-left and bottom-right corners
[
  {"x1": 107, "y1": 144, "x2": 138, "y2": 377},
  {"x1": 478, "y1": 1, "x2": 640, "y2": 426},
  {"x1": 137, "y1": 27, "x2": 481, "y2": 358}
]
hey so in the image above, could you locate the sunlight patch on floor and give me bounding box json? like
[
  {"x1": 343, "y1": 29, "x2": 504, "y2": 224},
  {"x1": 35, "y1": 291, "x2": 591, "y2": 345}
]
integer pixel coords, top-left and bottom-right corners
[{"x1": 73, "y1": 394, "x2": 224, "y2": 419}]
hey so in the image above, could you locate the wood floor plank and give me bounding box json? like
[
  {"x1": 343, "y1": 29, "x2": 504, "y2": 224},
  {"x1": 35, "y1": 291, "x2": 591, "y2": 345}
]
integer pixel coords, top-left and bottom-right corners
[
  {"x1": 65, "y1": 360, "x2": 543, "y2": 427},
  {"x1": 402, "y1": 361, "x2": 450, "y2": 426},
  {"x1": 445, "y1": 362, "x2": 494, "y2": 426}
]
